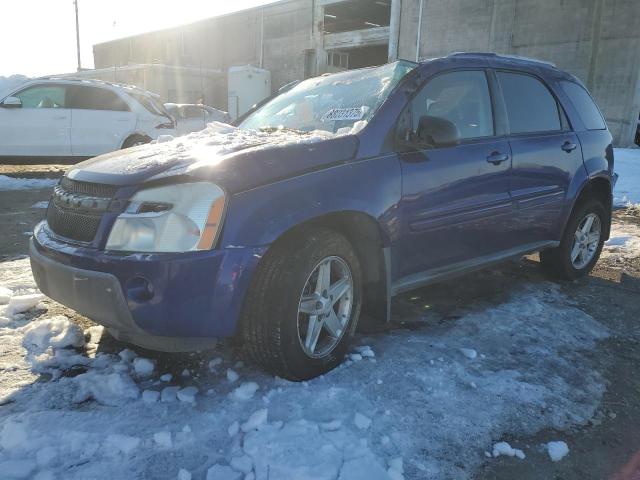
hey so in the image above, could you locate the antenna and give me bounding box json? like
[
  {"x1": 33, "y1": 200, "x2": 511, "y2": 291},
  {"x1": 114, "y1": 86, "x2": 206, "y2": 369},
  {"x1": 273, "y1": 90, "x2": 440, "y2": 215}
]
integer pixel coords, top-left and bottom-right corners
[{"x1": 74, "y1": 0, "x2": 82, "y2": 71}]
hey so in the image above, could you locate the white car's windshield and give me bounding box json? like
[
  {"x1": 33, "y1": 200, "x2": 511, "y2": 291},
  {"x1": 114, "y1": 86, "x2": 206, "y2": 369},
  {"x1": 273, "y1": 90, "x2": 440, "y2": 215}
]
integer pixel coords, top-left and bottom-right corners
[{"x1": 239, "y1": 61, "x2": 416, "y2": 134}]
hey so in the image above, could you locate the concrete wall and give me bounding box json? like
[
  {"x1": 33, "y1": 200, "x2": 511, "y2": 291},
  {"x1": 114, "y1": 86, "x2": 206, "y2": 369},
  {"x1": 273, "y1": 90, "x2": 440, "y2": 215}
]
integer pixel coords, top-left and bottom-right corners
[
  {"x1": 397, "y1": 0, "x2": 640, "y2": 146},
  {"x1": 93, "y1": 0, "x2": 313, "y2": 110}
]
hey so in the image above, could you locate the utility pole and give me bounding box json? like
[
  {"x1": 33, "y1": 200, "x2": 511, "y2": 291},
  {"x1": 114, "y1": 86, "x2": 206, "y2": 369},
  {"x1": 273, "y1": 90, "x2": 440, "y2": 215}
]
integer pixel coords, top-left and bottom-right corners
[{"x1": 74, "y1": 0, "x2": 82, "y2": 71}]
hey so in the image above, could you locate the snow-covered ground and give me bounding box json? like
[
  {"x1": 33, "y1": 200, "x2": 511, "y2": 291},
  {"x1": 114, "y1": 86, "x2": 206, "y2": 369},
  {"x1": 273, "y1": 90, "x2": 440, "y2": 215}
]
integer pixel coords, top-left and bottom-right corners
[
  {"x1": 0, "y1": 255, "x2": 617, "y2": 479},
  {"x1": 0, "y1": 176, "x2": 58, "y2": 191},
  {"x1": 613, "y1": 148, "x2": 640, "y2": 206}
]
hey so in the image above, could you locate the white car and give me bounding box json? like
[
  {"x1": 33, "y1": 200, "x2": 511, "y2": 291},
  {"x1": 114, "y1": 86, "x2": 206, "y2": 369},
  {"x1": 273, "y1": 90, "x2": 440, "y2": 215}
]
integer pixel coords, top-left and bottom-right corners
[
  {"x1": 0, "y1": 78, "x2": 176, "y2": 162},
  {"x1": 165, "y1": 103, "x2": 231, "y2": 136}
]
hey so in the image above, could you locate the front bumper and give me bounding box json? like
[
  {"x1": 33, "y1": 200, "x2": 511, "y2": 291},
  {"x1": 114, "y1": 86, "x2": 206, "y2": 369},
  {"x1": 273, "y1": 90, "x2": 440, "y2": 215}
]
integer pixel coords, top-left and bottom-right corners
[{"x1": 30, "y1": 222, "x2": 266, "y2": 351}]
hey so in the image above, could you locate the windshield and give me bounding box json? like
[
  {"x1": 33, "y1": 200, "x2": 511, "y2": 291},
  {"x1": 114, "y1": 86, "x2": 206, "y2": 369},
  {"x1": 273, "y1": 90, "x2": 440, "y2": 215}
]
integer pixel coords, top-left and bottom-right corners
[{"x1": 239, "y1": 61, "x2": 416, "y2": 134}]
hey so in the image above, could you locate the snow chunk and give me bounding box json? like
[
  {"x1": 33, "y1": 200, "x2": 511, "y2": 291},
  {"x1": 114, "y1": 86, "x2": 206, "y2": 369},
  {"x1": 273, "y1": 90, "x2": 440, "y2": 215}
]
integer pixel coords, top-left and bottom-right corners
[
  {"x1": 118, "y1": 348, "x2": 137, "y2": 363},
  {"x1": 388, "y1": 457, "x2": 404, "y2": 480},
  {"x1": 161, "y1": 386, "x2": 181, "y2": 402},
  {"x1": 160, "y1": 373, "x2": 172, "y2": 382},
  {"x1": 349, "y1": 353, "x2": 363, "y2": 362},
  {"x1": 177, "y1": 469, "x2": 192, "y2": 480},
  {"x1": 153, "y1": 431, "x2": 173, "y2": 449},
  {"x1": 492, "y1": 441, "x2": 525, "y2": 459},
  {"x1": 208, "y1": 357, "x2": 222, "y2": 370},
  {"x1": 177, "y1": 386, "x2": 198, "y2": 403},
  {"x1": 104, "y1": 434, "x2": 140, "y2": 455},
  {"x1": 133, "y1": 357, "x2": 154, "y2": 376},
  {"x1": 230, "y1": 455, "x2": 253, "y2": 474},
  {"x1": 241, "y1": 409, "x2": 268, "y2": 432},
  {"x1": 227, "y1": 368, "x2": 239, "y2": 382},
  {"x1": 231, "y1": 382, "x2": 259, "y2": 401},
  {"x1": 354, "y1": 412, "x2": 372, "y2": 430},
  {"x1": 547, "y1": 441, "x2": 569, "y2": 462},
  {"x1": 320, "y1": 420, "x2": 342, "y2": 431},
  {"x1": 22, "y1": 315, "x2": 84, "y2": 352},
  {"x1": 0, "y1": 286, "x2": 12, "y2": 304},
  {"x1": 206, "y1": 464, "x2": 242, "y2": 480},
  {"x1": 6, "y1": 293, "x2": 45, "y2": 316},
  {"x1": 459, "y1": 348, "x2": 477, "y2": 359},
  {"x1": 228, "y1": 421, "x2": 240, "y2": 437},
  {"x1": 74, "y1": 372, "x2": 139, "y2": 406}
]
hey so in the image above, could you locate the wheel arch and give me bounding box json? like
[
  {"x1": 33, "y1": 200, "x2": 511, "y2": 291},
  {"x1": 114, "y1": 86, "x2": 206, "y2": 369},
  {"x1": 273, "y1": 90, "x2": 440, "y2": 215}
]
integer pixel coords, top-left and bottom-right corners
[
  {"x1": 121, "y1": 132, "x2": 152, "y2": 149},
  {"x1": 565, "y1": 175, "x2": 613, "y2": 240},
  {"x1": 261, "y1": 210, "x2": 391, "y2": 329}
]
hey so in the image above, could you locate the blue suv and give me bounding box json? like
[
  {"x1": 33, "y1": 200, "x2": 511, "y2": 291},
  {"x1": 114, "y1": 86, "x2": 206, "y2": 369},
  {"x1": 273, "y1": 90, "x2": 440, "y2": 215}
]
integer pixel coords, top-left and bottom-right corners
[{"x1": 30, "y1": 53, "x2": 615, "y2": 380}]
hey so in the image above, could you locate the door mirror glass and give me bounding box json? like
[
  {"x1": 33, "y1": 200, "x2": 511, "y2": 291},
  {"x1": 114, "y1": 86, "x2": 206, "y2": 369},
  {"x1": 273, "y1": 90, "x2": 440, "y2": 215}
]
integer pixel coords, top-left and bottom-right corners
[
  {"x1": 1, "y1": 96, "x2": 22, "y2": 108},
  {"x1": 416, "y1": 115, "x2": 460, "y2": 147}
]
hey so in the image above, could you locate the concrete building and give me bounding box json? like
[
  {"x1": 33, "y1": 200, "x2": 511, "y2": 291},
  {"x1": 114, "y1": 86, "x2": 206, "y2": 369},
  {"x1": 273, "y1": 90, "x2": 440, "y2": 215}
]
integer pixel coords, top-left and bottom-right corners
[{"x1": 93, "y1": 0, "x2": 640, "y2": 146}]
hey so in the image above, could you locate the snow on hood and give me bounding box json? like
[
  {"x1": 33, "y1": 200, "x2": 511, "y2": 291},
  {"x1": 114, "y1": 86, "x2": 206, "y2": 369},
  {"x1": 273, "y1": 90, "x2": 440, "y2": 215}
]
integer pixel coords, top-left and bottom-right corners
[{"x1": 67, "y1": 122, "x2": 364, "y2": 192}]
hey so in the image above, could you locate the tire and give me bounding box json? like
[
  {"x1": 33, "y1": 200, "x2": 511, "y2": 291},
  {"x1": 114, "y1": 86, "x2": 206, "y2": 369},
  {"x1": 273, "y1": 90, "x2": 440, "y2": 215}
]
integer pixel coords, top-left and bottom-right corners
[
  {"x1": 122, "y1": 135, "x2": 150, "y2": 149},
  {"x1": 239, "y1": 228, "x2": 362, "y2": 381},
  {"x1": 540, "y1": 198, "x2": 608, "y2": 280}
]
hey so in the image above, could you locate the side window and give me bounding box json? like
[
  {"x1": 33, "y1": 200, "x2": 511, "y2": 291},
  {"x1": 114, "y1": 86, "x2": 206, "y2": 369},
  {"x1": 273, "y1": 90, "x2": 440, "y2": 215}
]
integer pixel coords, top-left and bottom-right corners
[
  {"x1": 67, "y1": 86, "x2": 130, "y2": 112},
  {"x1": 497, "y1": 72, "x2": 561, "y2": 134},
  {"x1": 183, "y1": 106, "x2": 204, "y2": 118},
  {"x1": 560, "y1": 81, "x2": 606, "y2": 130},
  {"x1": 409, "y1": 70, "x2": 494, "y2": 142},
  {"x1": 14, "y1": 85, "x2": 67, "y2": 108}
]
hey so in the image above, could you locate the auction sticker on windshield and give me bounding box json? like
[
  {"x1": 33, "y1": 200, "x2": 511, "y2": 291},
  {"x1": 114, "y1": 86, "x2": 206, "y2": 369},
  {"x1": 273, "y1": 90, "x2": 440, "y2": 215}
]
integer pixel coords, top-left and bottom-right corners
[{"x1": 321, "y1": 106, "x2": 369, "y2": 122}]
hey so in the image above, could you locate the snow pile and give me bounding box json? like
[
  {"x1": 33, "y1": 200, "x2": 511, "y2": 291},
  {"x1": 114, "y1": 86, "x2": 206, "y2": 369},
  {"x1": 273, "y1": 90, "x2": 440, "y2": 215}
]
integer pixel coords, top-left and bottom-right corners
[
  {"x1": 492, "y1": 441, "x2": 526, "y2": 459},
  {"x1": 603, "y1": 222, "x2": 640, "y2": 260},
  {"x1": 546, "y1": 441, "x2": 569, "y2": 462},
  {"x1": 613, "y1": 148, "x2": 640, "y2": 206},
  {"x1": 0, "y1": 175, "x2": 58, "y2": 191},
  {"x1": 132, "y1": 357, "x2": 154, "y2": 377},
  {"x1": 4, "y1": 293, "x2": 45, "y2": 318},
  {"x1": 73, "y1": 371, "x2": 140, "y2": 406},
  {"x1": 22, "y1": 316, "x2": 84, "y2": 352}
]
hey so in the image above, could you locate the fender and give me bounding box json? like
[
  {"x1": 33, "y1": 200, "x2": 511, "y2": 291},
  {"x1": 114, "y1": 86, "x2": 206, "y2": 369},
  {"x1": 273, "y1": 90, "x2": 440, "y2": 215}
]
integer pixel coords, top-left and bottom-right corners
[{"x1": 219, "y1": 154, "x2": 402, "y2": 249}]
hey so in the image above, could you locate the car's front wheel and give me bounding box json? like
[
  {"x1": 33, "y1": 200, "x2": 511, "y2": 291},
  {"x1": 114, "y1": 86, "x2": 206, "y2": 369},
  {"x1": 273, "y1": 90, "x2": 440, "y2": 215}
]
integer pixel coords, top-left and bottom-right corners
[
  {"x1": 540, "y1": 198, "x2": 607, "y2": 280},
  {"x1": 240, "y1": 228, "x2": 362, "y2": 380}
]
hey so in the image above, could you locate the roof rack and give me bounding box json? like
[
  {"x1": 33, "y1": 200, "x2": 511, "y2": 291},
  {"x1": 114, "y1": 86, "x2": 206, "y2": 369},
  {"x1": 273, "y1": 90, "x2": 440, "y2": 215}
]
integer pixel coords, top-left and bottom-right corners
[{"x1": 447, "y1": 52, "x2": 556, "y2": 68}]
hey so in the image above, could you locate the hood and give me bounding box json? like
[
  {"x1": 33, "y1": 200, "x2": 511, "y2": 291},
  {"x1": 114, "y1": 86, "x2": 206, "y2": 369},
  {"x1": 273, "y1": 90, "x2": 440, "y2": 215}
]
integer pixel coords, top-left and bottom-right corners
[{"x1": 67, "y1": 123, "x2": 360, "y2": 194}]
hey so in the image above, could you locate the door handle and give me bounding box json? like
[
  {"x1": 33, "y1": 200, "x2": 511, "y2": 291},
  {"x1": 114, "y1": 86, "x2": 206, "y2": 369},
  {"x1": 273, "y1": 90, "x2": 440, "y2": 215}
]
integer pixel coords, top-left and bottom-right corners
[
  {"x1": 486, "y1": 152, "x2": 509, "y2": 165},
  {"x1": 561, "y1": 141, "x2": 577, "y2": 153}
]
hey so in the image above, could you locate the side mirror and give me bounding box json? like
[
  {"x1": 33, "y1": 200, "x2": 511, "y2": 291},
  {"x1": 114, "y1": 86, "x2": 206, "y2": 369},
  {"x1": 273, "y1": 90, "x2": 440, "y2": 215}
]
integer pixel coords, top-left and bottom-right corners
[
  {"x1": 416, "y1": 116, "x2": 460, "y2": 148},
  {"x1": 1, "y1": 96, "x2": 22, "y2": 108}
]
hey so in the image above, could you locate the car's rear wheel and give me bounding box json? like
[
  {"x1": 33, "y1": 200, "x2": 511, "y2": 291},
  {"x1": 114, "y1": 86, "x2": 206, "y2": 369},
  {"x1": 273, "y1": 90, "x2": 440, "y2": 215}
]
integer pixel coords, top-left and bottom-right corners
[
  {"x1": 240, "y1": 228, "x2": 362, "y2": 380},
  {"x1": 122, "y1": 135, "x2": 150, "y2": 149},
  {"x1": 540, "y1": 198, "x2": 607, "y2": 280}
]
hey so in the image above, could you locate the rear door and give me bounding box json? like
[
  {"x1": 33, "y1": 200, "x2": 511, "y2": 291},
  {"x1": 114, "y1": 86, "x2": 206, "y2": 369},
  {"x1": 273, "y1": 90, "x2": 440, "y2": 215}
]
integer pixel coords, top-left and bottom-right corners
[
  {"x1": 496, "y1": 71, "x2": 584, "y2": 245},
  {"x1": 395, "y1": 69, "x2": 514, "y2": 282},
  {"x1": 0, "y1": 83, "x2": 71, "y2": 157},
  {"x1": 68, "y1": 85, "x2": 136, "y2": 156}
]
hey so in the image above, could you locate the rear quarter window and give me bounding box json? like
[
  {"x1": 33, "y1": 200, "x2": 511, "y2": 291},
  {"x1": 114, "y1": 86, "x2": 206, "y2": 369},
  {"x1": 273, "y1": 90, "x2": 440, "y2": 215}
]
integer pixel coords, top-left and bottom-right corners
[
  {"x1": 560, "y1": 81, "x2": 606, "y2": 130},
  {"x1": 497, "y1": 71, "x2": 561, "y2": 134}
]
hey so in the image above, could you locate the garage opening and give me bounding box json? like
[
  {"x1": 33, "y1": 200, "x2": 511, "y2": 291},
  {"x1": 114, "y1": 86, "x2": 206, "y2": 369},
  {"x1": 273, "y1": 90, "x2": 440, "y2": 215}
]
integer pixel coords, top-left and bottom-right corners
[
  {"x1": 327, "y1": 45, "x2": 389, "y2": 71},
  {"x1": 324, "y1": 0, "x2": 391, "y2": 34}
]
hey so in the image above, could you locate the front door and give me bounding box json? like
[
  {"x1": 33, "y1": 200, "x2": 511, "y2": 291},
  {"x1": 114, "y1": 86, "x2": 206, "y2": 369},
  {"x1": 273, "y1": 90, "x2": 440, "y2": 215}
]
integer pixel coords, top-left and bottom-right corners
[
  {"x1": 0, "y1": 83, "x2": 71, "y2": 157},
  {"x1": 394, "y1": 70, "x2": 514, "y2": 284}
]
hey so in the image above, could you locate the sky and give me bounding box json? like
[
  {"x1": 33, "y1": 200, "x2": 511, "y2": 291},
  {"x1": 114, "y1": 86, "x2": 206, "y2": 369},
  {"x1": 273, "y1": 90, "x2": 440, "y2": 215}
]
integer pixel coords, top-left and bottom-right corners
[{"x1": 0, "y1": 0, "x2": 279, "y2": 78}]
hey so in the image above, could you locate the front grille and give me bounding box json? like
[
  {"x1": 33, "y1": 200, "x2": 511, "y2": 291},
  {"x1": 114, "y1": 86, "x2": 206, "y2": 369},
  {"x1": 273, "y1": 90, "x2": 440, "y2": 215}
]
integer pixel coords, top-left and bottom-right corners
[
  {"x1": 45, "y1": 177, "x2": 118, "y2": 243},
  {"x1": 46, "y1": 205, "x2": 102, "y2": 243},
  {"x1": 60, "y1": 177, "x2": 118, "y2": 198}
]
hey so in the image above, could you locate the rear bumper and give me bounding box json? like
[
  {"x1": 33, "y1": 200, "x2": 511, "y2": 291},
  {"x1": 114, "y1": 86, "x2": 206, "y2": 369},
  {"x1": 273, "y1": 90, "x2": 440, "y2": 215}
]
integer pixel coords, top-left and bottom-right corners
[{"x1": 30, "y1": 222, "x2": 266, "y2": 351}]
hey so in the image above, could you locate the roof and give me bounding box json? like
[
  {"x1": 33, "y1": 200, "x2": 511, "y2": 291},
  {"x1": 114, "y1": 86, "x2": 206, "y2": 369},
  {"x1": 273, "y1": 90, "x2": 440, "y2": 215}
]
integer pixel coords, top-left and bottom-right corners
[{"x1": 30, "y1": 76, "x2": 159, "y2": 97}]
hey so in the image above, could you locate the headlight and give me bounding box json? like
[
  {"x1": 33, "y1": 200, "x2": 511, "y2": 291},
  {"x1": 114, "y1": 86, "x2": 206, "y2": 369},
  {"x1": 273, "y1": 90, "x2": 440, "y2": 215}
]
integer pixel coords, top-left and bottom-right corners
[{"x1": 106, "y1": 182, "x2": 225, "y2": 252}]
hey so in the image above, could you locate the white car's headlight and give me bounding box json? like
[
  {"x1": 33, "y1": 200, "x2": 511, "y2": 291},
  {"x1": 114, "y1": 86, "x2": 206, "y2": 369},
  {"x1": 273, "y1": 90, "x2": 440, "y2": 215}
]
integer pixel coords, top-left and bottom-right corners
[{"x1": 106, "y1": 182, "x2": 225, "y2": 252}]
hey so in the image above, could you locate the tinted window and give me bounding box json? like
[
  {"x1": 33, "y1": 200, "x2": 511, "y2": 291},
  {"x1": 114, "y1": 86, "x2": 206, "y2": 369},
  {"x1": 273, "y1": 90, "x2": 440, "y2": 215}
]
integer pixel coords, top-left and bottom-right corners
[
  {"x1": 410, "y1": 70, "x2": 494, "y2": 140},
  {"x1": 15, "y1": 85, "x2": 66, "y2": 108},
  {"x1": 497, "y1": 72, "x2": 561, "y2": 134},
  {"x1": 68, "y1": 86, "x2": 129, "y2": 111},
  {"x1": 183, "y1": 106, "x2": 204, "y2": 118},
  {"x1": 560, "y1": 81, "x2": 606, "y2": 130}
]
